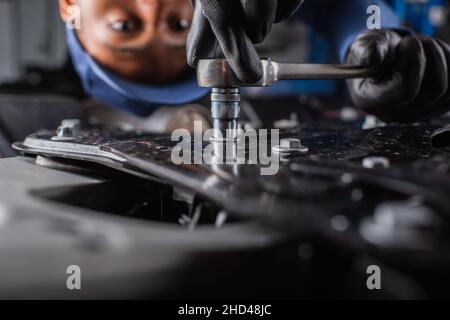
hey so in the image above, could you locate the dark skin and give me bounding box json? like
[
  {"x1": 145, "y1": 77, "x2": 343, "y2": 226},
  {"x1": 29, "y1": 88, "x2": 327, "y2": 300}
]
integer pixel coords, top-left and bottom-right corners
[{"x1": 59, "y1": 0, "x2": 194, "y2": 85}]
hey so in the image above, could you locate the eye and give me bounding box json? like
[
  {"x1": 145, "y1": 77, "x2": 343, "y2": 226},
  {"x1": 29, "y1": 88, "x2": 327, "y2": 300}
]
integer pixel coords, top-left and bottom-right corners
[
  {"x1": 109, "y1": 20, "x2": 138, "y2": 32},
  {"x1": 167, "y1": 16, "x2": 191, "y2": 33}
]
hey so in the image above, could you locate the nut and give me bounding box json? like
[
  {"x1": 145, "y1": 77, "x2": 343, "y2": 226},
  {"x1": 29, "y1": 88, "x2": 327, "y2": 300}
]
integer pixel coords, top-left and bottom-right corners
[
  {"x1": 362, "y1": 156, "x2": 390, "y2": 169},
  {"x1": 51, "y1": 119, "x2": 81, "y2": 141},
  {"x1": 273, "y1": 138, "x2": 309, "y2": 154}
]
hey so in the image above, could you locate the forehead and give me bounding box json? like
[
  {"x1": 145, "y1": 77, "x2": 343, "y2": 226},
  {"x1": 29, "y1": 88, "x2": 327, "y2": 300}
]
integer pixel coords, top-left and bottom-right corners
[{"x1": 78, "y1": 0, "x2": 189, "y2": 10}]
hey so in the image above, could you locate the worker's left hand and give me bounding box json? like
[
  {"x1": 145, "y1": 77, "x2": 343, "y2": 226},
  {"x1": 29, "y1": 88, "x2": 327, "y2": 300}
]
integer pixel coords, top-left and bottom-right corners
[
  {"x1": 347, "y1": 29, "x2": 450, "y2": 122},
  {"x1": 187, "y1": 0, "x2": 303, "y2": 83}
]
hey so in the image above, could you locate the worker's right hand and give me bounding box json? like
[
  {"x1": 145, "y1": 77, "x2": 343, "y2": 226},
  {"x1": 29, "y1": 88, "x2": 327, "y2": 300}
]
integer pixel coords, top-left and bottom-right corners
[{"x1": 187, "y1": 0, "x2": 304, "y2": 83}]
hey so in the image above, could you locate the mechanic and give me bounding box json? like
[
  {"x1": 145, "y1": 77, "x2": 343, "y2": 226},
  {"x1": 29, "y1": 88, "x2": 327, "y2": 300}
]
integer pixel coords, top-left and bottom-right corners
[{"x1": 55, "y1": 0, "x2": 450, "y2": 128}]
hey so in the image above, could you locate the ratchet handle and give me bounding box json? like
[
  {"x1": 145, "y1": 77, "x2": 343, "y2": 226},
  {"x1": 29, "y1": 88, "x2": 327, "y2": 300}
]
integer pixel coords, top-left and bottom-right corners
[
  {"x1": 276, "y1": 63, "x2": 374, "y2": 80},
  {"x1": 196, "y1": 59, "x2": 375, "y2": 88}
]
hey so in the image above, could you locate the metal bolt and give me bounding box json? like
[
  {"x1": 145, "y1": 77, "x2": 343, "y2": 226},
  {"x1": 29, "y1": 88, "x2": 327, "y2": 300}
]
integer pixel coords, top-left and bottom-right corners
[
  {"x1": 362, "y1": 115, "x2": 386, "y2": 130},
  {"x1": 362, "y1": 156, "x2": 390, "y2": 169},
  {"x1": 360, "y1": 200, "x2": 441, "y2": 251},
  {"x1": 51, "y1": 119, "x2": 81, "y2": 141},
  {"x1": 281, "y1": 138, "x2": 301, "y2": 149},
  {"x1": 373, "y1": 202, "x2": 439, "y2": 230},
  {"x1": 273, "y1": 138, "x2": 309, "y2": 154}
]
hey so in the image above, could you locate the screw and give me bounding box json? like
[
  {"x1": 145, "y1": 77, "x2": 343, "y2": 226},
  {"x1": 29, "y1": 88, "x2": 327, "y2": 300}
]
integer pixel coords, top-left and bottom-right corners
[
  {"x1": 374, "y1": 201, "x2": 439, "y2": 230},
  {"x1": 273, "y1": 138, "x2": 309, "y2": 154},
  {"x1": 362, "y1": 115, "x2": 386, "y2": 130},
  {"x1": 360, "y1": 200, "x2": 441, "y2": 251},
  {"x1": 281, "y1": 138, "x2": 302, "y2": 149},
  {"x1": 51, "y1": 119, "x2": 81, "y2": 141},
  {"x1": 362, "y1": 156, "x2": 390, "y2": 169}
]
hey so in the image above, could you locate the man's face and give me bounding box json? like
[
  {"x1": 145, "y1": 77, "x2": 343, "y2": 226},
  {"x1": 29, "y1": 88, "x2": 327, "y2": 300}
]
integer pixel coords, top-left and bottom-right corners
[{"x1": 60, "y1": 0, "x2": 193, "y2": 85}]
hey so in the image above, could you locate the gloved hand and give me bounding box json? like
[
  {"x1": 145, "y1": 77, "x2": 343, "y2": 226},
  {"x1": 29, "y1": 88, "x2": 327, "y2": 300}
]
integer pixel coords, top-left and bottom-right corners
[
  {"x1": 187, "y1": 0, "x2": 303, "y2": 83},
  {"x1": 347, "y1": 29, "x2": 450, "y2": 123}
]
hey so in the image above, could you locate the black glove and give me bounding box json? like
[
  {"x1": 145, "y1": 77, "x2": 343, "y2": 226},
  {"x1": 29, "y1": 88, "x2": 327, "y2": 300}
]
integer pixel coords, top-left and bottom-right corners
[
  {"x1": 347, "y1": 29, "x2": 450, "y2": 123},
  {"x1": 187, "y1": 0, "x2": 303, "y2": 83}
]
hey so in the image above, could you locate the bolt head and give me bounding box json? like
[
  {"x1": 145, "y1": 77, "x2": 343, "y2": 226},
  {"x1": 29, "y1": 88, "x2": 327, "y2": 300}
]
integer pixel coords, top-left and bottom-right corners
[
  {"x1": 61, "y1": 119, "x2": 81, "y2": 129},
  {"x1": 273, "y1": 138, "x2": 308, "y2": 155},
  {"x1": 51, "y1": 119, "x2": 81, "y2": 141},
  {"x1": 362, "y1": 157, "x2": 390, "y2": 169},
  {"x1": 280, "y1": 138, "x2": 302, "y2": 149}
]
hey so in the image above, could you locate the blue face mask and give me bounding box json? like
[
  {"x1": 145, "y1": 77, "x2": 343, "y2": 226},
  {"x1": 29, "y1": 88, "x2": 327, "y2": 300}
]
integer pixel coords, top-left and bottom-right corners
[{"x1": 66, "y1": 26, "x2": 209, "y2": 117}]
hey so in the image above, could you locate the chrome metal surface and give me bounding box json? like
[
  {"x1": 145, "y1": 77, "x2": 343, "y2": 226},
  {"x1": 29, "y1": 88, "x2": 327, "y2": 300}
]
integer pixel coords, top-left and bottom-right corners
[
  {"x1": 362, "y1": 157, "x2": 391, "y2": 169},
  {"x1": 51, "y1": 119, "x2": 81, "y2": 141},
  {"x1": 211, "y1": 88, "x2": 241, "y2": 141},
  {"x1": 273, "y1": 138, "x2": 309, "y2": 155},
  {"x1": 198, "y1": 59, "x2": 373, "y2": 88}
]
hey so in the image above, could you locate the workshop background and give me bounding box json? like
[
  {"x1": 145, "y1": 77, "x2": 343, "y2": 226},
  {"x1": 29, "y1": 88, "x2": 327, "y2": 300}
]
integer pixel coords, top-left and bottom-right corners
[{"x1": 0, "y1": 0, "x2": 66, "y2": 83}]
